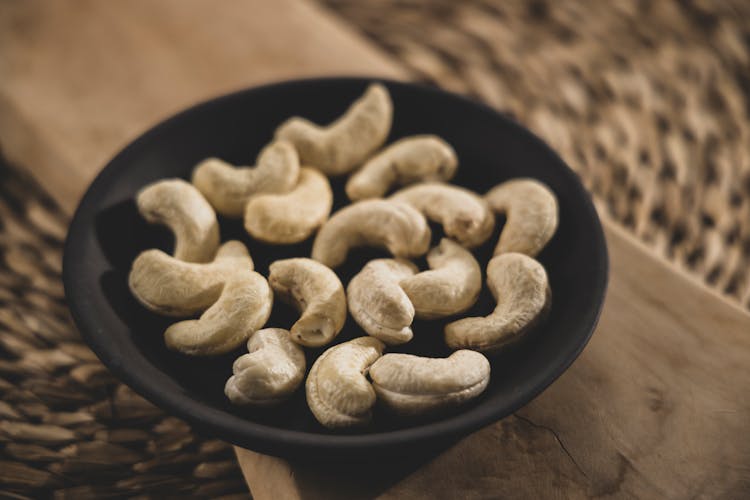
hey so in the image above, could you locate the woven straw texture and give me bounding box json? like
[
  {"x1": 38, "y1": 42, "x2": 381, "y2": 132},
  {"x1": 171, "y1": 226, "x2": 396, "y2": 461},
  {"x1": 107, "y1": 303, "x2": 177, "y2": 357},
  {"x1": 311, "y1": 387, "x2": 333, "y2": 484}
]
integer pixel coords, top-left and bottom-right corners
[
  {"x1": 326, "y1": 0, "x2": 750, "y2": 307},
  {"x1": 0, "y1": 168, "x2": 250, "y2": 498},
  {"x1": 1, "y1": 0, "x2": 749, "y2": 497}
]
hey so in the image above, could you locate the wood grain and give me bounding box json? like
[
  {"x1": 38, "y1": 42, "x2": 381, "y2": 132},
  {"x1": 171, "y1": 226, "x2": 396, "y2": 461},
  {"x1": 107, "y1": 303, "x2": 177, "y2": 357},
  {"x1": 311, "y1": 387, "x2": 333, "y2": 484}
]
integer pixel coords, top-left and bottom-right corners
[
  {"x1": 2, "y1": 1, "x2": 749, "y2": 499},
  {"x1": 237, "y1": 219, "x2": 750, "y2": 499},
  {"x1": 0, "y1": 0, "x2": 405, "y2": 214}
]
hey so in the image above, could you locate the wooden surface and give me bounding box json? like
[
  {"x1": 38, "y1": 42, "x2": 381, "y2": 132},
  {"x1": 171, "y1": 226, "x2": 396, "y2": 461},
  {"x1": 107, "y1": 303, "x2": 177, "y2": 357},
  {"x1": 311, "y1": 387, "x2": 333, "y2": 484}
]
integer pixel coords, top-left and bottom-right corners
[
  {"x1": 0, "y1": 0, "x2": 404, "y2": 213},
  {"x1": 2, "y1": 1, "x2": 749, "y2": 498},
  {"x1": 239, "y1": 219, "x2": 750, "y2": 499}
]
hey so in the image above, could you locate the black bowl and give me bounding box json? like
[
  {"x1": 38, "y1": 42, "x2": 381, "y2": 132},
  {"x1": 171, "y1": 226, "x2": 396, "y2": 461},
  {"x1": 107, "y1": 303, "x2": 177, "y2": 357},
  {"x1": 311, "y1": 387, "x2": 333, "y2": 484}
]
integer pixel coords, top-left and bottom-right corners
[{"x1": 64, "y1": 78, "x2": 608, "y2": 460}]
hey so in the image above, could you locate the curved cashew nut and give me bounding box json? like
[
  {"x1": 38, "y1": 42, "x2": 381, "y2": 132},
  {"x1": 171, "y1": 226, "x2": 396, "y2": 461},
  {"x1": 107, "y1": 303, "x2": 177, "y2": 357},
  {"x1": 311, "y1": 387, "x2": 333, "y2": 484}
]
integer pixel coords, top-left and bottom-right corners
[
  {"x1": 128, "y1": 241, "x2": 253, "y2": 317},
  {"x1": 274, "y1": 83, "x2": 393, "y2": 175},
  {"x1": 485, "y1": 178, "x2": 558, "y2": 257},
  {"x1": 136, "y1": 179, "x2": 219, "y2": 262},
  {"x1": 164, "y1": 268, "x2": 273, "y2": 356},
  {"x1": 346, "y1": 135, "x2": 458, "y2": 200},
  {"x1": 347, "y1": 259, "x2": 418, "y2": 345},
  {"x1": 192, "y1": 140, "x2": 300, "y2": 217},
  {"x1": 390, "y1": 183, "x2": 495, "y2": 248},
  {"x1": 445, "y1": 253, "x2": 549, "y2": 352},
  {"x1": 312, "y1": 200, "x2": 431, "y2": 268},
  {"x1": 225, "y1": 328, "x2": 306, "y2": 406},
  {"x1": 369, "y1": 350, "x2": 490, "y2": 416},
  {"x1": 400, "y1": 239, "x2": 482, "y2": 319},
  {"x1": 305, "y1": 337, "x2": 385, "y2": 428},
  {"x1": 268, "y1": 258, "x2": 346, "y2": 347},
  {"x1": 244, "y1": 167, "x2": 333, "y2": 244}
]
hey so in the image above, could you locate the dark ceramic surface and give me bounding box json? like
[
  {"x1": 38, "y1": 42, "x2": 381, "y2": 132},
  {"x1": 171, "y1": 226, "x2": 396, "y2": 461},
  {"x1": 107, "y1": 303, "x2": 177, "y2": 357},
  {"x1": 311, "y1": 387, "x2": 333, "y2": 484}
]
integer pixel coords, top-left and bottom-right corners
[{"x1": 63, "y1": 78, "x2": 608, "y2": 460}]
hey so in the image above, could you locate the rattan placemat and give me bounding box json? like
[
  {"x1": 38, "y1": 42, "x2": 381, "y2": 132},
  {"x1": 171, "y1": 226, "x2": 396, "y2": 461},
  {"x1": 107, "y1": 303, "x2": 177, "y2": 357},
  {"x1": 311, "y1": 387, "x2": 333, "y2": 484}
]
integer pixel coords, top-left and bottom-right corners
[
  {"x1": 0, "y1": 167, "x2": 250, "y2": 498},
  {"x1": 1, "y1": 0, "x2": 748, "y2": 497},
  {"x1": 326, "y1": 0, "x2": 750, "y2": 308}
]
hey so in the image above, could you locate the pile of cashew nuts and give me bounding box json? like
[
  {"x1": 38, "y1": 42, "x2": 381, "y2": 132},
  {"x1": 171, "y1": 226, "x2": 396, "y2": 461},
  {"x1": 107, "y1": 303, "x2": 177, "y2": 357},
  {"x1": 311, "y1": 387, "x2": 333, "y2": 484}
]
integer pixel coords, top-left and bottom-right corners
[{"x1": 128, "y1": 84, "x2": 558, "y2": 429}]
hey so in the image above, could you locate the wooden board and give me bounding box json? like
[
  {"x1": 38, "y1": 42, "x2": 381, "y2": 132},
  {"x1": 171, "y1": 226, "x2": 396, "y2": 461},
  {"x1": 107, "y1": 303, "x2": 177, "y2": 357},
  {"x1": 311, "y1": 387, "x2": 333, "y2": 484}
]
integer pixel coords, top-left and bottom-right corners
[
  {"x1": 2, "y1": 1, "x2": 749, "y2": 498},
  {"x1": 0, "y1": 0, "x2": 405, "y2": 214},
  {"x1": 238, "y1": 218, "x2": 750, "y2": 499}
]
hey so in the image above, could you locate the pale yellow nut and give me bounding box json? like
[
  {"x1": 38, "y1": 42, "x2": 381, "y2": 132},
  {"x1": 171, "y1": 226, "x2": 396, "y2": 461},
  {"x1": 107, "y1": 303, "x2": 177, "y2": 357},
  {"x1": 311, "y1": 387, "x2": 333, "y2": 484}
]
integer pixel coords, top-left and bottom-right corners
[
  {"x1": 192, "y1": 140, "x2": 300, "y2": 217},
  {"x1": 305, "y1": 337, "x2": 385, "y2": 428},
  {"x1": 268, "y1": 258, "x2": 346, "y2": 348},
  {"x1": 485, "y1": 178, "x2": 558, "y2": 257},
  {"x1": 136, "y1": 178, "x2": 219, "y2": 262},
  {"x1": 128, "y1": 241, "x2": 253, "y2": 317},
  {"x1": 346, "y1": 135, "x2": 458, "y2": 200},
  {"x1": 274, "y1": 83, "x2": 393, "y2": 175},
  {"x1": 369, "y1": 350, "x2": 490, "y2": 416},
  {"x1": 225, "y1": 328, "x2": 306, "y2": 406},
  {"x1": 243, "y1": 167, "x2": 333, "y2": 244},
  {"x1": 347, "y1": 259, "x2": 418, "y2": 345},
  {"x1": 311, "y1": 199, "x2": 431, "y2": 268},
  {"x1": 390, "y1": 183, "x2": 494, "y2": 248},
  {"x1": 164, "y1": 268, "x2": 273, "y2": 356},
  {"x1": 445, "y1": 253, "x2": 549, "y2": 353},
  {"x1": 400, "y1": 239, "x2": 482, "y2": 320}
]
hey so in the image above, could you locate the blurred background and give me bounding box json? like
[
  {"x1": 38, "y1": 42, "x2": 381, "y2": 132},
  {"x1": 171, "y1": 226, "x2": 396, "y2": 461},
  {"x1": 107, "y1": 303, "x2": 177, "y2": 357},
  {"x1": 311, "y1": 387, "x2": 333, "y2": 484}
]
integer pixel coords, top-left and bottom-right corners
[{"x1": 1, "y1": 0, "x2": 749, "y2": 497}]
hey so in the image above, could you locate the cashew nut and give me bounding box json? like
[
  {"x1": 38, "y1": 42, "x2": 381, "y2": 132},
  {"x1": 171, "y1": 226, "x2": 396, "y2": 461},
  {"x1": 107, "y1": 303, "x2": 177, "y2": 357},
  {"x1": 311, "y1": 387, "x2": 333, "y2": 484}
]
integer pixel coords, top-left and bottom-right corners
[
  {"x1": 390, "y1": 183, "x2": 494, "y2": 248},
  {"x1": 312, "y1": 200, "x2": 431, "y2": 268},
  {"x1": 225, "y1": 328, "x2": 306, "y2": 406},
  {"x1": 400, "y1": 239, "x2": 482, "y2": 319},
  {"x1": 274, "y1": 83, "x2": 393, "y2": 175},
  {"x1": 243, "y1": 167, "x2": 333, "y2": 244},
  {"x1": 305, "y1": 337, "x2": 385, "y2": 428},
  {"x1": 485, "y1": 178, "x2": 558, "y2": 257},
  {"x1": 128, "y1": 240, "x2": 254, "y2": 317},
  {"x1": 164, "y1": 268, "x2": 273, "y2": 356},
  {"x1": 445, "y1": 253, "x2": 549, "y2": 352},
  {"x1": 130, "y1": 240, "x2": 272, "y2": 355},
  {"x1": 347, "y1": 259, "x2": 418, "y2": 345},
  {"x1": 192, "y1": 140, "x2": 300, "y2": 217},
  {"x1": 346, "y1": 135, "x2": 458, "y2": 200},
  {"x1": 268, "y1": 258, "x2": 346, "y2": 347},
  {"x1": 136, "y1": 179, "x2": 219, "y2": 262},
  {"x1": 369, "y1": 350, "x2": 490, "y2": 416}
]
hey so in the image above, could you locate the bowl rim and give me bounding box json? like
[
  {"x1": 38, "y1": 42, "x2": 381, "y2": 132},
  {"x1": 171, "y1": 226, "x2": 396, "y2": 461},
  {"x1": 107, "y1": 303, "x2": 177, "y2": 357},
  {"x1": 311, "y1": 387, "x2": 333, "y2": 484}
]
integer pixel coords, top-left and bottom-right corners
[{"x1": 63, "y1": 76, "x2": 609, "y2": 458}]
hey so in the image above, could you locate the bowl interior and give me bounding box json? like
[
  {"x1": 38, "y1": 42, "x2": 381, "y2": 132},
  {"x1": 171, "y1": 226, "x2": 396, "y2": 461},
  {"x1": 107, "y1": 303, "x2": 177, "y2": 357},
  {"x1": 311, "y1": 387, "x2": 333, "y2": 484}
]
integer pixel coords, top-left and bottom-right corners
[{"x1": 64, "y1": 78, "x2": 607, "y2": 458}]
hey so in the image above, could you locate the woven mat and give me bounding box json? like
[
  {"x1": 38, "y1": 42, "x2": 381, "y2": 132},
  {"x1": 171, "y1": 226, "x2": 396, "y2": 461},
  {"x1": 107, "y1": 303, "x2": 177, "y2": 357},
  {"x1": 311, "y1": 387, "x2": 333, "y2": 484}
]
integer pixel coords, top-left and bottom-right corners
[
  {"x1": 326, "y1": 0, "x2": 750, "y2": 307},
  {"x1": 1, "y1": 0, "x2": 749, "y2": 497},
  {"x1": 0, "y1": 167, "x2": 250, "y2": 498}
]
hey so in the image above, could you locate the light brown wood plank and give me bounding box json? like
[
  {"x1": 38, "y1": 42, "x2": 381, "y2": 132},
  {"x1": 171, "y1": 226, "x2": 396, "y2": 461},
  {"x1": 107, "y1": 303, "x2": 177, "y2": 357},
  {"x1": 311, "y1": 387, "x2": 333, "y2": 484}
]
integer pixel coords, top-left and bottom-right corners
[
  {"x1": 0, "y1": 0, "x2": 406, "y2": 213},
  {"x1": 236, "y1": 218, "x2": 750, "y2": 499},
  {"x1": 2, "y1": 1, "x2": 749, "y2": 498}
]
